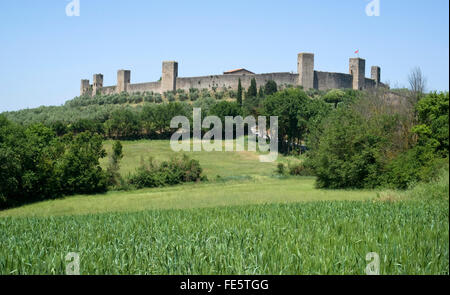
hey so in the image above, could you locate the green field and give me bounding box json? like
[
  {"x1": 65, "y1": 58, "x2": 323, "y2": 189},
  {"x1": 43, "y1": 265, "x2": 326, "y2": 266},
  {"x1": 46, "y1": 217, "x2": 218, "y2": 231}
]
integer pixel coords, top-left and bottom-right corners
[
  {"x1": 0, "y1": 140, "x2": 448, "y2": 274},
  {"x1": 99, "y1": 139, "x2": 277, "y2": 179},
  {"x1": 0, "y1": 178, "x2": 377, "y2": 218},
  {"x1": 0, "y1": 201, "x2": 447, "y2": 275}
]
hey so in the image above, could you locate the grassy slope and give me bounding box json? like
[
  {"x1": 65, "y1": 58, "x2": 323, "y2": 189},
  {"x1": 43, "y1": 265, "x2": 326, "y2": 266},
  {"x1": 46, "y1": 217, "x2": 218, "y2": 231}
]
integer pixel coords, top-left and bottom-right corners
[
  {"x1": 0, "y1": 177, "x2": 376, "y2": 217},
  {"x1": 0, "y1": 139, "x2": 376, "y2": 217},
  {"x1": 99, "y1": 139, "x2": 277, "y2": 178},
  {"x1": 0, "y1": 140, "x2": 448, "y2": 274}
]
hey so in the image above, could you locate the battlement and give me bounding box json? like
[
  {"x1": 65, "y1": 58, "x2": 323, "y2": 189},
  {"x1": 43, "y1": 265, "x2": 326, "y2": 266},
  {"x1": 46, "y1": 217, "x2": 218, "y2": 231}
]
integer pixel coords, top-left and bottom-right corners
[{"x1": 79, "y1": 53, "x2": 385, "y2": 97}]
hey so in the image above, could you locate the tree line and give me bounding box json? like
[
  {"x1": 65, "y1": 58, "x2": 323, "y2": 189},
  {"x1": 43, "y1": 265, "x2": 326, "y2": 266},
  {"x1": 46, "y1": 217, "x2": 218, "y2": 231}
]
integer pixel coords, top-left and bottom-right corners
[
  {"x1": 0, "y1": 117, "x2": 205, "y2": 209},
  {"x1": 2, "y1": 77, "x2": 448, "y2": 197}
]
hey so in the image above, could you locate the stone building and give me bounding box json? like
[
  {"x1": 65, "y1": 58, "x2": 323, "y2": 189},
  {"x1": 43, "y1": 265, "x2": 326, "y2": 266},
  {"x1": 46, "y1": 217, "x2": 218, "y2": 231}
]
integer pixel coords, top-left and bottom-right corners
[{"x1": 80, "y1": 52, "x2": 385, "y2": 96}]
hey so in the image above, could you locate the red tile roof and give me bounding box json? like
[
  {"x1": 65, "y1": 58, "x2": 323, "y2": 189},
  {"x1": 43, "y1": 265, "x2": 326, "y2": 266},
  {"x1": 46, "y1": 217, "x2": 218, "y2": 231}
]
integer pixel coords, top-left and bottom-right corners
[{"x1": 223, "y1": 68, "x2": 254, "y2": 74}]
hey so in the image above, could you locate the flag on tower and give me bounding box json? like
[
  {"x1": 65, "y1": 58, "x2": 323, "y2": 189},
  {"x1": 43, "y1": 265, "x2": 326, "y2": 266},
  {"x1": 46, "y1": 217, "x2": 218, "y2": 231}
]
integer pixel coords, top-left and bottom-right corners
[{"x1": 355, "y1": 49, "x2": 359, "y2": 54}]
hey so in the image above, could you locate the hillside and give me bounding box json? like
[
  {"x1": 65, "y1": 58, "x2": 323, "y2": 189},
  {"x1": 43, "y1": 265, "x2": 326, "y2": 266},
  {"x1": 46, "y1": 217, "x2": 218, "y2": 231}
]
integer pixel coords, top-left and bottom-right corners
[{"x1": 0, "y1": 139, "x2": 375, "y2": 217}]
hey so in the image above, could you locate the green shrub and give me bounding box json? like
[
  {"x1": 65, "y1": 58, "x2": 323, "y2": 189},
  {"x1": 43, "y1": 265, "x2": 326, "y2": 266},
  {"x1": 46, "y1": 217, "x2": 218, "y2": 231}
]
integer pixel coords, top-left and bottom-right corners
[
  {"x1": 128, "y1": 155, "x2": 204, "y2": 189},
  {"x1": 215, "y1": 91, "x2": 225, "y2": 100},
  {"x1": 189, "y1": 88, "x2": 199, "y2": 100},
  {"x1": 405, "y1": 165, "x2": 449, "y2": 201},
  {"x1": 384, "y1": 92, "x2": 449, "y2": 188},
  {"x1": 306, "y1": 91, "x2": 448, "y2": 190},
  {"x1": 155, "y1": 95, "x2": 162, "y2": 103},
  {"x1": 55, "y1": 132, "x2": 108, "y2": 195},
  {"x1": 384, "y1": 145, "x2": 447, "y2": 189},
  {"x1": 323, "y1": 89, "x2": 346, "y2": 108},
  {"x1": 164, "y1": 91, "x2": 176, "y2": 102},
  {"x1": 306, "y1": 103, "x2": 403, "y2": 189},
  {"x1": 106, "y1": 140, "x2": 124, "y2": 187},
  {"x1": 200, "y1": 89, "x2": 211, "y2": 99},
  {"x1": 276, "y1": 163, "x2": 285, "y2": 175},
  {"x1": 288, "y1": 162, "x2": 314, "y2": 176},
  {"x1": 414, "y1": 92, "x2": 449, "y2": 157},
  {"x1": 0, "y1": 117, "x2": 108, "y2": 208},
  {"x1": 144, "y1": 92, "x2": 155, "y2": 103},
  {"x1": 209, "y1": 101, "x2": 241, "y2": 124},
  {"x1": 264, "y1": 80, "x2": 278, "y2": 96},
  {"x1": 178, "y1": 92, "x2": 189, "y2": 101},
  {"x1": 228, "y1": 90, "x2": 237, "y2": 98},
  {"x1": 189, "y1": 92, "x2": 199, "y2": 101}
]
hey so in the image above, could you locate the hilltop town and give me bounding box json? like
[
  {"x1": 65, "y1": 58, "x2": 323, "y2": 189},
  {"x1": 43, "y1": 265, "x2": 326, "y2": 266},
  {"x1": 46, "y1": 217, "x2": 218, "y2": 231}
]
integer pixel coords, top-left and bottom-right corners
[{"x1": 80, "y1": 52, "x2": 386, "y2": 97}]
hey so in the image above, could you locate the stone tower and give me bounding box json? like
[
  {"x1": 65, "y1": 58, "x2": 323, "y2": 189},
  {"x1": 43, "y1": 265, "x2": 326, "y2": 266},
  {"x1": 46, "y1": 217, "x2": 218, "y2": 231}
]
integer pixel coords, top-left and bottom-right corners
[
  {"x1": 371, "y1": 66, "x2": 381, "y2": 85},
  {"x1": 117, "y1": 70, "x2": 131, "y2": 93},
  {"x1": 80, "y1": 79, "x2": 90, "y2": 96},
  {"x1": 349, "y1": 58, "x2": 365, "y2": 90},
  {"x1": 161, "y1": 61, "x2": 178, "y2": 93},
  {"x1": 297, "y1": 53, "x2": 315, "y2": 90},
  {"x1": 93, "y1": 74, "x2": 103, "y2": 96}
]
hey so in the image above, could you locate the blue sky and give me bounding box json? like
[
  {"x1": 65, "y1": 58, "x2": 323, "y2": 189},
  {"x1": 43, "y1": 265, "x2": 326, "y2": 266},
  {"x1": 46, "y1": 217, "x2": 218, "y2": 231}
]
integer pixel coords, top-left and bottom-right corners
[{"x1": 0, "y1": 0, "x2": 448, "y2": 111}]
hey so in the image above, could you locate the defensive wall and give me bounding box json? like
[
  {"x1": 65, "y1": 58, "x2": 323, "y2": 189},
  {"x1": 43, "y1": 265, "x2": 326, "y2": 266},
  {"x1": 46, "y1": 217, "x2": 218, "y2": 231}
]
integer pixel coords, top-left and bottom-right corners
[{"x1": 80, "y1": 53, "x2": 384, "y2": 96}]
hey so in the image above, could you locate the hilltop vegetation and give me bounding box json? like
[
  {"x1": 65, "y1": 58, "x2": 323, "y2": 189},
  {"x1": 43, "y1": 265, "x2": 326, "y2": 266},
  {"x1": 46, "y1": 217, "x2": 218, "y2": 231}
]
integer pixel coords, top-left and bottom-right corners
[
  {"x1": 306, "y1": 91, "x2": 449, "y2": 189},
  {"x1": 1, "y1": 80, "x2": 448, "y2": 209},
  {"x1": 1, "y1": 138, "x2": 448, "y2": 274},
  {"x1": 0, "y1": 82, "x2": 448, "y2": 275}
]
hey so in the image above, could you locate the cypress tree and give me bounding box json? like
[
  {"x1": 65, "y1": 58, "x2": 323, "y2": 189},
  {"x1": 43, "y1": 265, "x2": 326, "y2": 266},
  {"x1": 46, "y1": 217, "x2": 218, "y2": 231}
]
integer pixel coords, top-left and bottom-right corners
[
  {"x1": 237, "y1": 78, "x2": 243, "y2": 106},
  {"x1": 258, "y1": 86, "x2": 265, "y2": 98},
  {"x1": 247, "y1": 78, "x2": 257, "y2": 98}
]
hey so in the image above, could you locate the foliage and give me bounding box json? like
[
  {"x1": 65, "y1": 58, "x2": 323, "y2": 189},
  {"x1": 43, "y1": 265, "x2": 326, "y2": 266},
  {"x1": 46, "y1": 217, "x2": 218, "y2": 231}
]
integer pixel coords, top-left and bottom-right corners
[
  {"x1": 178, "y1": 92, "x2": 189, "y2": 102},
  {"x1": 68, "y1": 119, "x2": 104, "y2": 135},
  {"x1": 209, "y1": 101, "x2": 241, "y2": 123},
  {"x1": 263, "y1": 88, "x2": 328, "y2": 154},
  {"x1": 264, "y1": 80, "x2": 278, "y2": 96},
  {"x1": 200, "y1": 89, "x2": 212, "y2": 99},
  {"x1": 189, "y1": 88, "x2": 200, "y2": 101},
  {"x1": 306, "y1": 90, "x2": 448, "y2": 189},
  {"x1": 106, "y1": 140, "x2": 124, "y2": 187},
  {"x1": 55, "y1": 132, "x2": 108, "y2": 195},
  {"x1": 323, "y1": 89, "x2": 346, "y2": 108},
  {"x1": 246, "y1": 78, "x2": 258, "y2": 98},
  {"x1": 0, "y1": 116, "x2": 107, "y2": 208},
  {"x1": 385, "y1": 146, "x2": 447, "y2": 189},
  {"x1": 276, "y1": 163, "x2": 285, "y2": 175},
  {"x1": 404, "y1": 165, "x2": 449, "y2": 201},
  {"x1": 263, "y1": 88, "x2": 307, "y2": 153},
  {"x1": 242, "y1": 95, "x2": 263, "y2": 118},
  {"x1": 105, "y1": 109, "x2": 141, "y2": 139},
  {"x1": 258, "y1": 86, "x2": 264, "y2": 98},
  {"x1": 3, "y1": 85, "x2": 447, "y2": 193},
  {"x1": 384, "y1": 92, "x2": 449, "y2": 188},
  {"x1": 164, "y1": 91, "x2": 176, "y2": 102},
  {"x1": 128, "y1": 155, "x2": 204, "y2": 189},
  {"x1": 99, "y1": 139, "x2": 277, "y2": 180},
  {"x1": 305, "y1": 94, "x2": 414, "y2": 189},
  {"x1": 414, "y1": 92, "x2": 449, "y2": 157},
  {"x1": 215, "y1": 91, "x2": 225, "y2": 100},
  {"x1": 287, "y1": 162, "x2": 314, "y2": 176},
  {"x1": 237, "y1": 79, "x2": 243, "y2": 107}
]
